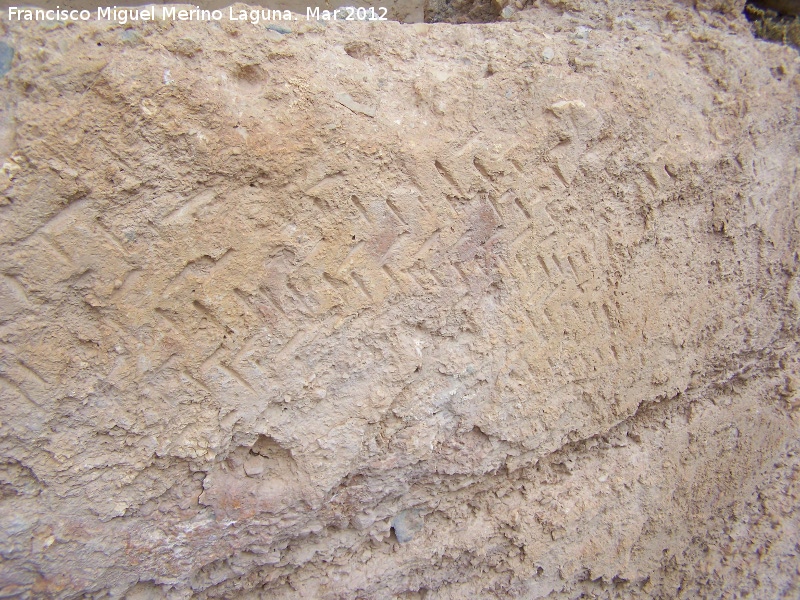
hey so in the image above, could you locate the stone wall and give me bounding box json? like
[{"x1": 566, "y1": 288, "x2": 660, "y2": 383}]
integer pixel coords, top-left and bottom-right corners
[{"x1": 0, "y1": 1, "x2": 798, "y2": 597}]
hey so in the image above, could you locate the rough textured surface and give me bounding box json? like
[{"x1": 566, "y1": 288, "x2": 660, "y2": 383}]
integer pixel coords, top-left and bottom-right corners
[{"x1": 1, "y1": 1, "x2": 799, "y2": 598}]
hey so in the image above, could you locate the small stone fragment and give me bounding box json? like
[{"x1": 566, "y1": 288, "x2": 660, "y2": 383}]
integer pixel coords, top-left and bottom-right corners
[
  {"x1": 267, "y1": 24, "x2": 292, "y2": 35},
  {"x1": 391, "y1": 510, "x2": 424, "y2": 544},
  {"x1": 574, "y1": 25, "x2": 590, "y2": 39},
  {"x1": 243, "y1": 456, "x2": 265, "y2": 477},
  {"x1": 0, "y1": 42, "x2": 14, "y2": 76},
  {"x1": 335, "y1": 92, "x2": 376, "y2": 118}
]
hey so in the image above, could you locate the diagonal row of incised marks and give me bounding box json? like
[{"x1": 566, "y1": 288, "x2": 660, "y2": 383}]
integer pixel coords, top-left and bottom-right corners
[
  {"x1": 551, "y1": 163, "x2": 570, "y2": 188},
  {"x1": 192, "y1": 300, "x2": 255, "y2": 391},
  {"x1": 385, "y1": 198, "x2": 407, "y2": 226},
  {"x1": 1, "y1": 274, "x2": 31, "y2": 306},
  {"x1": 537, "y1": 251, "x2": 584, "y2": 283},
  {"x1": 285, "y1": 281, "x2": 314, "y2": 314},
  {"x1": 0, "y1": 358, "x2": 49, "y2": 407},
  {"x1": 193, "y1": 300, "x2": 224, "y2": 329},
  {"x1": 538, "y1": 255, "x2": 552, "y2": 278},
  {"x1": 338, "y1": 241, "x2": 365, "y2": 273},
  {"x1": 0, "y1": 375, "x2": 39, "y2": 406},
  {"x1": 274, "y1": 330, "x2": 304, "y2": 362},
  {"x1": 39, "y1": 235, "x2": 74, "y2": 265},
  {"x1": 154, "y1": 308, "x2": 185, "y2": 337},
  {"x1": 154, "y1": 353, "x2": 179, "y2": 375},
  {"x1": 232, "y1": 288, "x2": 264, "y2": 323},
  {"x1": 567, "y1": 255, "x2": 582, "y2": 283},
  {"x1": 351, "y1": 195, "x2": 371, "y2": 223},
  {"x1": 15, "y1": 360, "x2": 48, "y2": 386},
  {"x1": 434, "y1": 160, "x2": 462, "y2": 196},
  {"x1": 514, "y1": 198, "x2": 531, "y2": 220},
  {"x1": 322, "y1": 272, "x2": 348, "y2": 292},
  {"x1": 557, "y1": 300, "x2": 618, "y2": 362},
  {"x1": 181, "y1": 369, "x2": 211, "y2": 394},
  {"x1": 381, "y1": 265, "x2": 401, "y2": 286},
  {"x1": 214, "y1": 363, "x2": 255, "y2": 393},
  {"x1": 232, "y1": 329, "x2": 265, "y2": 366},
  {"x1": 96, "y1": 219, "x2": 130, "y2": 259},
  {"x1": 414, "y1": 229, "x2": 440, "y2": 260},
  {"x1": 260, "y1": 286, "x2": 287, "y2": 317},
  {"x1": 379, "y1": 232, "x2": 411, "y2": 265},
  {"x1": 164, "y1": 249, "x2": 236, "y2": 295},
  {"x1": 350, "y1": 271, "x2": 372, "y2": 300},
  {"x1": 162, "y1": 190, "x2": 218, "y2": 225},
  {"x1": 199, "y1": 338, "x2": 256, "y2": 394},
  {"x1": 472, "y1": 157, "x2": 493, "y2": 181},
  {"x1": 474, "y1": 191, "x2": 503, "y2": 225},
  {"x1": 23, "y1": 197, "x2": 91, "y2": 245}
]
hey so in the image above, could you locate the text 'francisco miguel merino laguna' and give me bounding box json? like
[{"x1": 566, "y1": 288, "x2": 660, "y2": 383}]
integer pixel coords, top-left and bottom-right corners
[
  {"x1": 6, "y1": 5, "x2": 390, "y2": 24},
  {"x1": 7, "y1": 6, "x2": 296, "y2": 24}
]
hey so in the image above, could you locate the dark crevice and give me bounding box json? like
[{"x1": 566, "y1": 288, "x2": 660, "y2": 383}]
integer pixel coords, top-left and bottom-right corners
[
  {"x1": 745, "y1": 1, "x2": 800, "y2": 48},
  {"x1": 424, "y1": 0, "x2": 502, "y2": 23}
]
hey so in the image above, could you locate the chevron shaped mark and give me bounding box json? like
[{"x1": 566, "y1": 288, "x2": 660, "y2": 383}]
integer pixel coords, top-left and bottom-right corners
[
  {"x1": 472, "y1": 156, "x2": 492, "y2": 181},
  {"x1": 337, "y1": 241, "x2": 365, "y2": 274},
  {"x1": 351, "y1": 195, "x2": 371, "y2": 223},
  {"x1": 434, "y1": 160, "x2": 462, "y2": 196},
  {"x1": 385, "y1": 198, "x2": 408, "y2": 226},
  {"x1": 350, "y1": 271, "x2": 373, "y2": 301},
  {"x1": 25, "y1": 197, "x2": 92, "y2": 242},
  {"x1": 214, "y1": 363, "x2": 256, "y2": 393},
  {"x1": 162, "y1": 189, "x2": 218, "y2": 225},
  {"x1": 0, "y1": 374, "x2": 39, "y2": 407}
]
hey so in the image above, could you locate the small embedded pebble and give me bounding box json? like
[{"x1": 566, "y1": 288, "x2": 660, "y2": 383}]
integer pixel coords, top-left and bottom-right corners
[
  {"x1": 0, "y1": 42, "x2": 14, "y2": 76},
  {"x1": 575, "y1": 26, "x2": 590, "y2": 39},
  {"x1": 267, "y1": 24, "x2": 292, "y2": 34},
  {"x1": 243, "y1": 456, "x2": 264, "y2": 477},
  {"x1": 542, "y1": 47, "x2": 555, "y2": 63},
  {"x1": 391, "y1": 510, "x2": 423, "y2": 544},
  {"x1": 119, "y1": 30, "x2": 142, "y2": 45}
]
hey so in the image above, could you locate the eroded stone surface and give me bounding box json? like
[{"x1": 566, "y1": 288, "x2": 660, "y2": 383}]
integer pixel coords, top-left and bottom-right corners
[{"x1": 0, "y1": 1, "x2": 799, "y2": 598}]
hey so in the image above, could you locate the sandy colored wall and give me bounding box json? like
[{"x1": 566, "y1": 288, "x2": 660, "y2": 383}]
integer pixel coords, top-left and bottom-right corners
[{"x1": 0, "y1": 1, "x2": 799, "y2": 598}]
